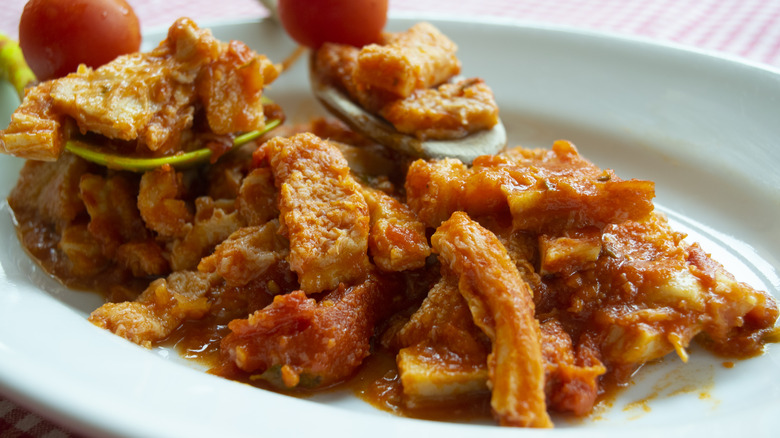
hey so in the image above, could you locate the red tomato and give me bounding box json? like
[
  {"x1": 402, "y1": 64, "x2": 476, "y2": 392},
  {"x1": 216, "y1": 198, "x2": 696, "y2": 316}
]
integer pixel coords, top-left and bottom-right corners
[
  {"x1": 19, "y1": 0, "x2": 141, "y2": 80},
  {"x1": 277, "y1": 0, "x2": 388, "y2": 49}
]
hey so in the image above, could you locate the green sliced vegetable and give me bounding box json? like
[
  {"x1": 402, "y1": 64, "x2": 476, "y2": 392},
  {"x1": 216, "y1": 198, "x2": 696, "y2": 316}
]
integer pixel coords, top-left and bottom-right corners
[{"x1": 65, "y1": 118, "x2": 281, "y2": 172}]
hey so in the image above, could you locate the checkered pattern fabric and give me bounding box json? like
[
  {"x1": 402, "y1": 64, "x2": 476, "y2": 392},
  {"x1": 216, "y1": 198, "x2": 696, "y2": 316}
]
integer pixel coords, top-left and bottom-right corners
[
  {"x1": 2, "y1": 0, "x2": 780, "y2": 66},
  {"x1": 1, "y1": 399, "x2": 75, "y2": 437},
  {"x1": 392, "y1": 0, "x2": 780, "y2": 67}
]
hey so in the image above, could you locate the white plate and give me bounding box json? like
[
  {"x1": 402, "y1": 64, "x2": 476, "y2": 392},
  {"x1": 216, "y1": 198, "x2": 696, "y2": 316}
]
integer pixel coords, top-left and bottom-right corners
[{"x1": 1, "y1": 14, "x2": 779, "y2": 438}]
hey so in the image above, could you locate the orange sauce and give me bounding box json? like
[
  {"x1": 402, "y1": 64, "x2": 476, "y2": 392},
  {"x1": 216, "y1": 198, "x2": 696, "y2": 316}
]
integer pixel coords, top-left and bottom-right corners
[
  {"x1": 165, "y1": 321, "x2": 495, "y2": 424},
  {"x1": 349, "y1": 348, "x2": 493, "y2": 423}
]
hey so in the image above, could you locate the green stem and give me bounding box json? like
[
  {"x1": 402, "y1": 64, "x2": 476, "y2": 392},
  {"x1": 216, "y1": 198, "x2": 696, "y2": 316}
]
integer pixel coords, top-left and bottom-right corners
[
  {"x1": 65, "y1": 118, "x2": 281, "y2": 172},
  {"x1": 0, "y1": 33, "x2": 36, "y2": 98}
]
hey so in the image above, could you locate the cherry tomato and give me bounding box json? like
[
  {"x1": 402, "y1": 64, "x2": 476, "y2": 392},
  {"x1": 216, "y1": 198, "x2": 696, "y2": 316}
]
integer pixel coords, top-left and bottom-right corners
[
  {"x1": 277, "y1": 0, "x2": 388, "y2": 49},
  {"x1": 19, "y1": 0, "x2": 141, "y2": 80}
]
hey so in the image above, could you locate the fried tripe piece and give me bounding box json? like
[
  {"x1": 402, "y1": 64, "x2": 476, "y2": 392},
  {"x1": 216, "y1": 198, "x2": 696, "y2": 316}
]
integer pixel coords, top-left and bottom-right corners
[
  {"x1": 167, "y1": 197, "x2": 244, "y2": 271},
  {"x1": 136, "y1": 163, "x2": 246, "y2": 272},
  {"x1": 313, "y1": 42, "x2": 397, "y2": 116},
  {"x1": 0, "y1": 17, "x2": 280, "y2": 160},
  {"x1": 539, "y1": 320, "x2": 606, "y2": 416},
  {"x1": 431, "y1": 212, "x2": 552, "y2": 428},
  {"x1": 79, "y1": 172, "x2": 150, "y2": 257},
  {"x1": 538, "y1": 230, "x2": 602, "y2": 276},
  {"x1": 394, "y1": 274, "x2": 491, "y2": 407},
  {"x1": 113, "y1": 240, "x2": 170, "y2": 278},
  {"x1": 493, "y1": 209, "x2": 779, "y2": 368},
  {"x1": 197, "y1": 39, "x2": 279, "y2": 135},
  {"x1": 48, "y1": 18, "x2": 220, "y2": 154},
  {"x1": 7, "y1": 152, "x2": 89, "y2": 228},
  {"x1": 90, "y1": 218, "x2": 291, "y2": 348},
  {"x1": 578, "y1": 213, "x2": 778, "y2": 364},
  {"x1": 80, "y1": 170, "x2": 175, "y2": 277},
  {"x1": 355, "y1": 22, "x2": 461, "y2": 99},
  {"x1": 198, "y1": 220, "x2": 289, "y2": 287},
  {"x1": 313, "y1": 43, "x2": 374, "y2": 108},
  {"x1": 392, "y1": 270, "x2": 606, "y2": 416},
  {"x1": 0, "y1": 82, "x2": 65, "y2": 160},
  {"x1": 220, "y1": 274, "x2": 389, "y2": 388},
  {"x1": 361, "y1": 185, "x2": 431, "y2": 272},
  {"x1": 256, "y1": 133, "x2": 371, "y2": 293},
  {"x1": 406, "y1": 140, "x2": 655, "y2": 232},
  {"x1": 138, "y1": 164, "x2": 192, "y2": 238},
  {"x1": 57, "y1": 223, "x2": 110, "y2": 277},
  {"x1": 314, "y1": 37, "x2": 499, "y2": 140},
  {"x1": 379, "y1": 77, "x2": 500, "y2": 140},
  {"x1": 89, "y1": 271, "x2": 219, "y2": 348},
  {"x1": 235, "y1": 167, "x2": 278, "y2": 226},
  {"x1": 8, "y1": 154, "x2": 170, "y2": 279}
]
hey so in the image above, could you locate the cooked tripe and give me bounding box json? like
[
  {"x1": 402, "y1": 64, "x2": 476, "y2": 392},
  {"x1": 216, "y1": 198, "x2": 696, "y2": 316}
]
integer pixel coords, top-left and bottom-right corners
[
  {"x1": 393, "y1": 142, "x2": 777, "y2": 421},
  {"x1": 220, "y1": 274, "x2": 393, "y2": 388},
  {"x1": 255, "y1": 133, "x2": 372, "y2": 294},
  {"x1": 354, "y1": 22, "x2": 461, "y2": 99},
  {"x1": 9, "y1": 122, "x2": 778, "y2": 427},
  {"x1": 0, "y1": 17, "x2": 280, "y2": 160},
  {"x1": 432, "y1": 212, "x2": 553, "y2": 428},
  {"x1": 405, "y1": 140, "x2": 656, "y2": 231},
  {"x1": 80, "y1": 129, "x2": 415, "y2": 390},
  {"x1": 313, "y1": 22, "x2": 500, "y2": 140}
]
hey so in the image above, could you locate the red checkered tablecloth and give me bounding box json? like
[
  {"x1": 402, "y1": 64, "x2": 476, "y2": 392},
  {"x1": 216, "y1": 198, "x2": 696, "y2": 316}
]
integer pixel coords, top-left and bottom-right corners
[
  {"x1": 1, "y1": 0, "x2": 780, "y2": 436},
  {"x1": 3, "y1": 0, "x2": 780, "y2": 67}
]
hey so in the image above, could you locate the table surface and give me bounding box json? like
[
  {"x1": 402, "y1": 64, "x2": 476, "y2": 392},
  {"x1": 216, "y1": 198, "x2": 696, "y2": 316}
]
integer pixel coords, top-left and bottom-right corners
[{"x1": 1, "y1": 0, "x2": 780, "y2": 436}]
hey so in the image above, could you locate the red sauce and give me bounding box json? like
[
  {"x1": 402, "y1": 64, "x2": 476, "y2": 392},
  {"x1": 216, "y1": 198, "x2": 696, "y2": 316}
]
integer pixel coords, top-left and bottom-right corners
[{"x1": 350, "y1": 349, "x2": 493, "y2": 423}]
